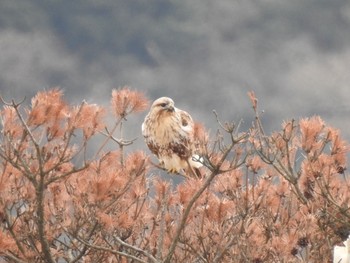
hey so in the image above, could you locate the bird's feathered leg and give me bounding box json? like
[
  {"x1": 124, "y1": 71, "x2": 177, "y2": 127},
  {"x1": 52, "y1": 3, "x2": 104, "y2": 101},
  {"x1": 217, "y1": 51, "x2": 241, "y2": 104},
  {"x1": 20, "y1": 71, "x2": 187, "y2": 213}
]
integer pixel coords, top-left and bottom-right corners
[{"x1": 148, "y1": 159, "x2": 189, "y2": 178}]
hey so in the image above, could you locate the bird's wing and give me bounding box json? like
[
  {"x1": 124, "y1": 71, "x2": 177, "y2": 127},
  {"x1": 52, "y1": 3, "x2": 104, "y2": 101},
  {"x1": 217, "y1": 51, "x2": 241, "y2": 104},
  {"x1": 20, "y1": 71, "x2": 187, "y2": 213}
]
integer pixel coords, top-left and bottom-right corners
[{"x1": 177, "y1": 109, "x2": 194, "y2": 134}]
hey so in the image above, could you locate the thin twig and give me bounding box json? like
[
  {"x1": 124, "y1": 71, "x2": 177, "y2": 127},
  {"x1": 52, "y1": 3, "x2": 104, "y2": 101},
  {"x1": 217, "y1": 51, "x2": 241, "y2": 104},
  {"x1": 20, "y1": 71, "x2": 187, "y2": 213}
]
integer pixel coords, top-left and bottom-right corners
[
  {"x1": 3, "y1": 252, "x2": 28, "y2": 263},
  {"x1": 69, "y1": 222, "x2": 98, "y2": 263},
  {"x1": 95, "y1": 118, "x2": 123, "y2": 157},
  {"x1": 75, "y1": 237, "x2": 154, "y2": 263},
  {"x1": 0, "y1": 96, "x2": 26, "y2": 106},
  {"x1": 114, "y1": 236, "x2": 159, "y2": 263}
]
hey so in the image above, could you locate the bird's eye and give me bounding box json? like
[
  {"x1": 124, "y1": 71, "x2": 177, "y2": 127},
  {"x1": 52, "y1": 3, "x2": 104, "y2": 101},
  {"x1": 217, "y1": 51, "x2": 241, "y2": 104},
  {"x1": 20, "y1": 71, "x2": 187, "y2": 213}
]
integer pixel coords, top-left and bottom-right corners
[{"x1": 160, "y1": 103, "x2": 167, "y2": 107}]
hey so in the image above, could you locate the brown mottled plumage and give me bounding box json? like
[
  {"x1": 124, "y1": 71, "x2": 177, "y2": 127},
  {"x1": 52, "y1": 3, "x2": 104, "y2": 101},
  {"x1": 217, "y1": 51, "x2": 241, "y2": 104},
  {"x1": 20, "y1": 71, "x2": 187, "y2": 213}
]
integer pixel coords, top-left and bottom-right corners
[{"x1": 142, "y1": 97, "x2": 202, "y2": 177}]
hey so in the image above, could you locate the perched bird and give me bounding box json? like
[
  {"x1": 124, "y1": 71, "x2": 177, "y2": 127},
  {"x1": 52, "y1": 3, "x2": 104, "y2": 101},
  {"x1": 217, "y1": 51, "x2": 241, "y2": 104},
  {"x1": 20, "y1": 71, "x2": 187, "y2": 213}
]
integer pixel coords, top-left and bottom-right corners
[
  {"x1": 333, "y1": 235, "x2": 350, "y2": 263},
  {"x1": 142, "y1": 97, "x2": 202, "y2": 177}
]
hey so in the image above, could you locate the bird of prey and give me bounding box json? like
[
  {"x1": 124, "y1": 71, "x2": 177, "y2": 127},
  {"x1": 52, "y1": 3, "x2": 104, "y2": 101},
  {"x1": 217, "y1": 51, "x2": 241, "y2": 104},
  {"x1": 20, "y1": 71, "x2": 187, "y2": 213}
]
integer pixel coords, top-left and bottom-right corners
[{"x1": 142, "y1": 97, "x2": 202, "y2": 177}]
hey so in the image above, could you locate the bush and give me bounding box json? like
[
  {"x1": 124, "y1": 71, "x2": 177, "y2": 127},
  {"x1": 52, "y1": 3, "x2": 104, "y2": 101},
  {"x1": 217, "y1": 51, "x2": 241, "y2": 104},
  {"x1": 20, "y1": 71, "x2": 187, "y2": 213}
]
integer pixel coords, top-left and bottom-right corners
[{"x1": 0, "y1": 89, "x2": 348, "y2": 262}]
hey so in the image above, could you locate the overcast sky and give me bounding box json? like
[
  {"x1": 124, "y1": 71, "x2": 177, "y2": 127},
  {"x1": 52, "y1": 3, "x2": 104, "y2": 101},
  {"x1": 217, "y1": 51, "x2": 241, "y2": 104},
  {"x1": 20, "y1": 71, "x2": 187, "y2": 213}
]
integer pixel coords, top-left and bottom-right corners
[{"x1": 1, "y1": 0, "x2": 350, "y2": 145}]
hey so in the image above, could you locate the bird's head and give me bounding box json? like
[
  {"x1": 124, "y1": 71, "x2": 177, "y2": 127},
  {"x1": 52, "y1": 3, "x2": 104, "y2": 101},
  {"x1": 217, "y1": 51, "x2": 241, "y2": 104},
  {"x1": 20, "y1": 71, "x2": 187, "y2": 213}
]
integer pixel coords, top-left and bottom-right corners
[{"x1": 151, "y1": 97, "x2": 175, "y2": 113}]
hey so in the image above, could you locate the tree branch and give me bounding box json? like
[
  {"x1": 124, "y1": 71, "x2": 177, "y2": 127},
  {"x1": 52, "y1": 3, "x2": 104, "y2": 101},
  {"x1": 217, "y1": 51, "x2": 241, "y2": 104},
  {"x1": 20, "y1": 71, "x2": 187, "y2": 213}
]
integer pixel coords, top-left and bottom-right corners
[{"x1": 76, "y1": 236, "x2": 159, "y2": 263}]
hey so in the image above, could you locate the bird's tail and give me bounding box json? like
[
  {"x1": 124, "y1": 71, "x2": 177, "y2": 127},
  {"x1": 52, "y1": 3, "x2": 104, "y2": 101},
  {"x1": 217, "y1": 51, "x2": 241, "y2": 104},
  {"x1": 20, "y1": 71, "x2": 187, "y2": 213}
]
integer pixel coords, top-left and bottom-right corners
[{"x1": 186, "y1": 156, "x2": 203, "y2": 178}]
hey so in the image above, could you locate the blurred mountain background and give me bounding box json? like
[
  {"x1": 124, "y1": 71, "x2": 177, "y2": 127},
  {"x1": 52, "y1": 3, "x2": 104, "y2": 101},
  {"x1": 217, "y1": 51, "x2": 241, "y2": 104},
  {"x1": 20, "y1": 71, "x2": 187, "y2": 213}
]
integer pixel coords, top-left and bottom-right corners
[{"x1": 1, "y1": 0, "x2": 350, "y2": 148}]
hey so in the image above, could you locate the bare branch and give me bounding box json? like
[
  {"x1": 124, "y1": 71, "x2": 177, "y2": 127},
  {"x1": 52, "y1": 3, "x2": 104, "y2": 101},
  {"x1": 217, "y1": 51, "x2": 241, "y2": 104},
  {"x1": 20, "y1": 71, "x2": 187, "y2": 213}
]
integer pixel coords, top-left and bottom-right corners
[
  {"x1": 3, "y1": 252, "x2": 28, "y2": 263},
  {"x1": 76, "y1": 237, "x2": 150, "y2": 263},
  {"x1": 0, "y1": 95, "x2": 26, "y2": 106},
  {"x1": 75, "y1": 235, "x2": 159, "y2": 263}
]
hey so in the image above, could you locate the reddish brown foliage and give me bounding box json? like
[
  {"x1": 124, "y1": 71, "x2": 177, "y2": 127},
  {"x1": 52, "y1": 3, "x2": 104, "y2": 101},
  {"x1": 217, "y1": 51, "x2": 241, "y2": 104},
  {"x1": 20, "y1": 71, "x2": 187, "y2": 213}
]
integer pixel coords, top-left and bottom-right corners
[
  {"x1": 111, "y1": 87, "x2": 149, "y2": 119},
  {"x1": 0, "y1": 89, "x2": 349, "y2": 262}
]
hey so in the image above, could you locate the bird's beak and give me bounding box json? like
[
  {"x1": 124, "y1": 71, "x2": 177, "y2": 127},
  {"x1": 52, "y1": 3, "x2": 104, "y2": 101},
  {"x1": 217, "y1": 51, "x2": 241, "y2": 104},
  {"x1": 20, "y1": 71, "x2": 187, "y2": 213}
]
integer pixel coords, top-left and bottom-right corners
[{"x1": 166, "y1": 105, "x2": 175, "y2": 112}]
